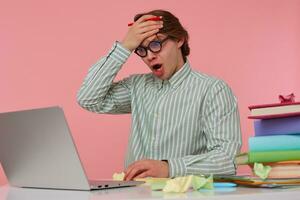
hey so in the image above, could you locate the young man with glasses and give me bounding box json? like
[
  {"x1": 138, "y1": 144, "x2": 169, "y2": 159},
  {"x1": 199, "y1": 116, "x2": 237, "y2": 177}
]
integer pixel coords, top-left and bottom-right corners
[{"x1": 77, "y1": 10, "x2": 242, "y2": 181}]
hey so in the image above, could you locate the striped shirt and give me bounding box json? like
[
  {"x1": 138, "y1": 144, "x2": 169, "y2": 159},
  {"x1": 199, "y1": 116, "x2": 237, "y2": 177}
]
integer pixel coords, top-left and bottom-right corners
[{"x1": 77, "y1": 42, "x2": 242, "y2": 177}]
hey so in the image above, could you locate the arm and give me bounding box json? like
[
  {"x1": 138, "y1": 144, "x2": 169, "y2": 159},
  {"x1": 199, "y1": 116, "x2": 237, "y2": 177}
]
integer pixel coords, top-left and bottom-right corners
[
  {"x1": 77, "y1": 42, "x2": 133, "y2": 114},
  {"x1": 77, "y1": 14, "x2": 163, "y2": 114},
  {"x1": 168, "y1": 80, "x2": 242, "y2": 177}
]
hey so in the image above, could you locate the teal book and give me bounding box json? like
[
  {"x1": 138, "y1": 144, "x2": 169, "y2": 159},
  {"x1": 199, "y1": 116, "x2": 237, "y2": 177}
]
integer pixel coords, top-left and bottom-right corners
[{"x1": 249, "y1": 135, "x2": 300, "y2": 152}]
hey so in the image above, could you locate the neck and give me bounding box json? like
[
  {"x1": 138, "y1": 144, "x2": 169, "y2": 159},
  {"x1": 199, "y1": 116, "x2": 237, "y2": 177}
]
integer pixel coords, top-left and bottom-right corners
[{"x1": 175, "y1": 54, "x2": 185, "y2": 72}]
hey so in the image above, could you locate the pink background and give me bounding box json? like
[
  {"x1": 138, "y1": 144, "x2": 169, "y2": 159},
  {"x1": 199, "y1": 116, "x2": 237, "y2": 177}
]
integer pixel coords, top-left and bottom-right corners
[{"x1": 1, "y1": 0, "x2": 300, "y2": 185}]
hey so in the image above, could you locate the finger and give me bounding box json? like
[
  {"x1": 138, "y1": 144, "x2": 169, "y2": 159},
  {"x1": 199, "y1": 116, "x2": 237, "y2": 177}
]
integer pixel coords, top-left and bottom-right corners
[
  {"x1": 124, "y1": 161, "x2": 140, "y2": 175},
  {"x1": 124, "y1": 166, "x2": 134, "y2": 180},
  {"x1": 138, "y1": 24, "x2": 163, "y2": 34},
  {"x1": 134, "y1": 170, "x2": 151, "y2": 179},
  {"x1": 141, "y1": 29, "x2": 160, "y2": 40},
  {"x1": 138, "y1": 19, "x2": 163, "y2": 28},
  {"x1": 124, "y1": 162, "x2": 141, "y2": 180},
  {"x1": 124, "y1": 160, "x2": 149, "y2": 181},
  {"x1": 125, "y1": 167, "x2": 147, "y2": 181},
  {"x1": 124, "y1": 159, "x2": 149, "y2": 180}
]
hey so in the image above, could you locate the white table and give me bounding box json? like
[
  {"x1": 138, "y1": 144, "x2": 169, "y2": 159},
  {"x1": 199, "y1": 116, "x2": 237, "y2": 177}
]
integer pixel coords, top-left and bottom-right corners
[{"x1": 1, "y1": 184, "x2": 300, "y2": 200}]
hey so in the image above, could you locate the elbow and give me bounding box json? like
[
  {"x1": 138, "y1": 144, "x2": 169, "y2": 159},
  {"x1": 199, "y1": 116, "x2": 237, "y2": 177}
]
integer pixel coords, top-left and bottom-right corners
[
  {"x1": 76, "y1": 95, "x2": 105, "y2": 113},
  {"x1": 76, "y1": 93, "x2": 95, "y2": 111},
  {"x1": 76, "y1": 99, "x2": 99, "y2": 112},
  {"x1": 208, "y1": 155, "x2": 237, "y2": 175},
  {"x1": 76, "y1": 98, "x2": 86, "y2": 109},
  {"x1": 214, "y1": 160, "x2": 237, "y2": 175},
  {"x1": 76, "y1": 93, "x2": 86, "y2": 108}
]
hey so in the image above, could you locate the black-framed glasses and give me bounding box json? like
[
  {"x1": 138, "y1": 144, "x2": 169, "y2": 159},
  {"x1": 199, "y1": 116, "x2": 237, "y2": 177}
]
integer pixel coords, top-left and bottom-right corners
[{"x1": 134, "y1": 37, "x2": 169, "y2": 57}]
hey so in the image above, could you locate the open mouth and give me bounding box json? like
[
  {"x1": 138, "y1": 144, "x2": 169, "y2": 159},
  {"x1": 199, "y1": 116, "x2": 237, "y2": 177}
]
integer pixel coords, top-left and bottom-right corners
[
  {"x1": 151, "y1": 63, "x2": 164, "y2": 77},
  {"x1": 152, "y1": 64, "x2": 162, "y2": 70}
]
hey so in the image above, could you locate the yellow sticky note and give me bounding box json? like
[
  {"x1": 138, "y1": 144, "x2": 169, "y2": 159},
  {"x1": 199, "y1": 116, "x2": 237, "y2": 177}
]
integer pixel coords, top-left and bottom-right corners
[
  {"x1": 134, "y1": 177, "x2": 170, "y2": 184},
  {"x1": 163, "y1": 175, "x2": 193, "y2": 193},
  {"x1": 135, "y1": 177, "x2": 169, "y2": 190},
  {"x1": 162, "y1": 175, "x2": 213, "y2": 193},
  {"x1": 112, "y1": 172, "x2": 125, "y2": 181}
]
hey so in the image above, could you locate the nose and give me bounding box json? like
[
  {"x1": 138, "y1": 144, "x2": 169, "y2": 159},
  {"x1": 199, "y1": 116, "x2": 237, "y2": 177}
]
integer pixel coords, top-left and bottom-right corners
[{"x1": 145, "y1": 50, "x2": 157, "y2": 61}]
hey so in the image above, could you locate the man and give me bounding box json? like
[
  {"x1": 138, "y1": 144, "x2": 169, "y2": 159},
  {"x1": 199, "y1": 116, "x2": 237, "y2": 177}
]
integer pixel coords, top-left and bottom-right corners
[{"x1": 77, "y1": 10, "x2": 242, "y2": 181}]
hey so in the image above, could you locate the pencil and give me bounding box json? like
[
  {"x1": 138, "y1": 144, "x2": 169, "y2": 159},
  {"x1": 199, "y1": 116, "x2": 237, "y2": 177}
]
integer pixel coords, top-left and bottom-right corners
[{"x1": 128, "y1": 16, "x2": 162, "y2": 26}]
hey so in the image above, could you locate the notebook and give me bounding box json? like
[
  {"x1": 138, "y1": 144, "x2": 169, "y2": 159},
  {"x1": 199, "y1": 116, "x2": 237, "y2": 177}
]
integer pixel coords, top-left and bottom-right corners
[
  {"x1": 214, "y1": 175, "x2": 300, "y2": 188},
  {"x1": 0, "y1": 106, "x2": 143, "y2": 190}
]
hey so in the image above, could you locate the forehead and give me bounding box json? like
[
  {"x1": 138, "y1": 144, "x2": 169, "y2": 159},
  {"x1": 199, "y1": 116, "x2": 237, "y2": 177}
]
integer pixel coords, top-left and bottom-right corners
[{"x1": 141, "y1": 33, "x2": 166, "y2": 46}]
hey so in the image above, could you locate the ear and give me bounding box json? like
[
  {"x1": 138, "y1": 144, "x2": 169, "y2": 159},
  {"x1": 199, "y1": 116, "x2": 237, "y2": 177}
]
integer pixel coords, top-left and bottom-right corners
[{"x1": 177, "y1": 37, "x2": 185, "y2": 49}]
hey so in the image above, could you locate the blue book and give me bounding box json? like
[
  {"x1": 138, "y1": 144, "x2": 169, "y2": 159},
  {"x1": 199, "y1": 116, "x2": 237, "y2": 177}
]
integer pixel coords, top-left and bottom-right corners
[
  {"x1": 254, "y1": 116, "x2": 300, "y2": 136},
  {"x1": 249, "y1": 135, "x2": 300, "y2": 152}
]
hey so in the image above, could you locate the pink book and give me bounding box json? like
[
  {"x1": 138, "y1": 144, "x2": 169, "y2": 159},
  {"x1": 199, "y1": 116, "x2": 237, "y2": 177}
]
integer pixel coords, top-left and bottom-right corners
[{"x1": 251, "y1": 161, "x2": 300, "y2": 179}]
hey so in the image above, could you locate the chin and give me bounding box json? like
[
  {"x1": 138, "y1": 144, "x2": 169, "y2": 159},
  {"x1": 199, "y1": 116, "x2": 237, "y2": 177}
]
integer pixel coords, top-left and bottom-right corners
[{"x1": 161, "y1": 76, "x2": 170, "y2": 80}]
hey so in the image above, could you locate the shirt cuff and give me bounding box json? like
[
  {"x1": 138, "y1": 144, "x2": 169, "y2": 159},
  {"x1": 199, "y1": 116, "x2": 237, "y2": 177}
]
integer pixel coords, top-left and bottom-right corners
[
  {"x1": 167, "y1": 158, "x2": 187, "y2": 177},
  {"x1": 109, "y1": 41, "x2": 131, "y2": 64}
]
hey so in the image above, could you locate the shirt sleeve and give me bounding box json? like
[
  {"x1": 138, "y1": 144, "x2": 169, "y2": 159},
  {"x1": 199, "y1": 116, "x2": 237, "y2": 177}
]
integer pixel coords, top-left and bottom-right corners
[
  {"x1": 167, "y1": 80, "x2": 242, "y2": 177},
  {"x1": 77, "y1": 42, "x2": 133, "y2": 114}
]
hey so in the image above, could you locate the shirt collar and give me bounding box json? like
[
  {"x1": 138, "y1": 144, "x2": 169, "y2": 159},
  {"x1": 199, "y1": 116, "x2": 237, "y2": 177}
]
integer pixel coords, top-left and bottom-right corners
[
  {"x1": 168, "y1": 60, "x2": 191, "y2": 89},
  {"x1": 153, "y1": 75, "x2": 164, "y2": 90},
  {"x1": 153, "y1": 60, "x2": 192, "y2": 90}
]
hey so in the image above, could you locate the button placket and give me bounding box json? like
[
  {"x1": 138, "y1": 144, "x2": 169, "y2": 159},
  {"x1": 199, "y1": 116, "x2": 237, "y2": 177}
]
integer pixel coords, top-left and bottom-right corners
[{"x1": 152, "y1": 85, "x2": 171, "y2": 155}]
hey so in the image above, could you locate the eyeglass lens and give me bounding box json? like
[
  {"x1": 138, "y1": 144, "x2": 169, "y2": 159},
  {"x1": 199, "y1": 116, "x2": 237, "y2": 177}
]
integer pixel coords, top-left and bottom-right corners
[{"x1": 135, "y1": 41, "x2": 162, "y2": 57}]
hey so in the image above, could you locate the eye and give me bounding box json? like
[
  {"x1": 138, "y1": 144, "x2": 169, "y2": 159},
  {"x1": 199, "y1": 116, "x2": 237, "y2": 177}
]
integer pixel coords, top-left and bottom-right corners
[
  {"x1": 149, "y1": 41, "x2": 161, "y2": 52},
  {"x1": 135, "y1": 47, "x2": 147, "y2": 56}
]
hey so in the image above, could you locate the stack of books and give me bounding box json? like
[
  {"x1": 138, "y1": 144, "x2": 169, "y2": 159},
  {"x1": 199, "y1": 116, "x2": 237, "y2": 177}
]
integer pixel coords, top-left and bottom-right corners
[{"x1": 236, "y1": 95, "x2": 300, "y2": 179}]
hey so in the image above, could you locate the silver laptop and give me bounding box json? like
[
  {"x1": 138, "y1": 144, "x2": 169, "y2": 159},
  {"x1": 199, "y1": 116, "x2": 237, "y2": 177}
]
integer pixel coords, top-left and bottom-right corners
[{"x1": 0, "y1": 106, "x2": 143, "y2": 190}]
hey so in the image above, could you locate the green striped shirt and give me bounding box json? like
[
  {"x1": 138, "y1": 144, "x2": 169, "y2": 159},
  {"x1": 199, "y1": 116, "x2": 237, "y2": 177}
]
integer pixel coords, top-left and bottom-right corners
[{"x1": 77, "y1": 42, "x2": 242, "y2": 177}]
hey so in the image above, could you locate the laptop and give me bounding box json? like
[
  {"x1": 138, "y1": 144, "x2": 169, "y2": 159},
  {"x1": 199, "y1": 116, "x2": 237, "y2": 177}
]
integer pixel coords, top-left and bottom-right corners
[{"x1": 0, "y1": 106, "x2": 143, "y2": 190}]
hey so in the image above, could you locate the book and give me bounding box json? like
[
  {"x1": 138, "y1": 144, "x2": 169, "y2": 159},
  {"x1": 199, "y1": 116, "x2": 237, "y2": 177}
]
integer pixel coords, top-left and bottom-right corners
[
  {"x1": 214, "y1": 175, "x2": 300, "y2": 187},
  {"x1": 254, "y1": 116, "x2": 300, "y2": 136},
  {"x1": 235, "y1": 150, "x2": 300, "y2": 165},
  {"x1": 248, "y1": 102, "x2": 300, "y2": 119},
  {"x1": 264, "y1": 161, "x2": 300, "y2": 179},
  {"x1": 248, "y1": 135, "x2": 300, "y2": 152}
]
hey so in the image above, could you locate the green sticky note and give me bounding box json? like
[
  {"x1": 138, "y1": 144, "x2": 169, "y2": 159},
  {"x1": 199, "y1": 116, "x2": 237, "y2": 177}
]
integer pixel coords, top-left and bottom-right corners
[
  {"x1": 151, "y1": 182, "x2": 167, "y2": 191},
  {"x1": 192, "y1": 174, "x2": 214, "y2": 190},
  {"x1": 253, "y1": 163, "x2": 271, "y2": 180},
  {"x1": 191, "y1": 176, "x2": 207, "y2": 190},
  {"x1": 162, "y1": 175, "x2": 214, "y2": 193},
  {"x1": 202, "y1": 175, "x2": 214, "y2": 189}
]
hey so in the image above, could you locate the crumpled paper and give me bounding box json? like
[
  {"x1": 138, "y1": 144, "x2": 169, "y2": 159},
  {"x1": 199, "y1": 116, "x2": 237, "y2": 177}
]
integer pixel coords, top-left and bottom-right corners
[
  {"x1": 112, "y1": 172, "x2": 214, "y2": 193},
  {"x1": 135, "y1": 177, "x2": 170, "y2": 191},
  {"x1": 162, "y1": 175, "x2": 193, "y2": 193},
  {"x1": 192, "y1": 175, "x2": 214, "y2": 190},
  {"x1": 253, "y1": 163, "x2": 272, "y2": 180},
  {"x1": 136, "y1": 175, "x2": 213, "y2": 193},
  {"x1": 163, "y1": 175, "x2": 213, "y2": 193},
  {"x1": 112, "y1": 172, "x2": 125, "y2": 181}
]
